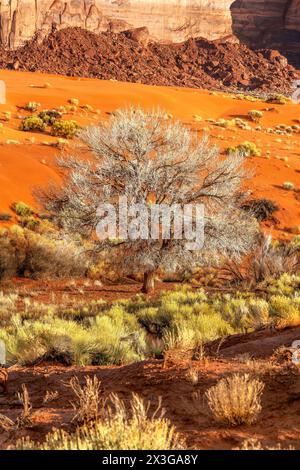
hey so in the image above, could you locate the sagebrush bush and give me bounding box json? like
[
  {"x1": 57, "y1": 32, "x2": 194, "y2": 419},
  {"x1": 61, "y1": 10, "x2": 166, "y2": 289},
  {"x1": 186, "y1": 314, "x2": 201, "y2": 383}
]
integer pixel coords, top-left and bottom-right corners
[
  {"x1": 248, "y1": 110, "x2": 263, "y2": 122},
  {"x1": 51, "y1": 120, "x2": 80, "y2": 138},
  {"x1": 0, "y1": 226, "x2": 89, "y2": 279},
  {"x1": 22, "y1": 102, "x2": 41, "y2": 112},
  {"x1": 0, "y1": 311, "x2": 145, "y2": 366},
  {"x1": 38, "y1": 110, "x2": 62, "y2": 125},
  {"x1": 12, "y1": 394, "x2": 183, "y2": 450},
  {"x1": 20, "y1": 116, "x2": 46, "y2": 132},
  {"x1": 226, "y1": 141, "x2": 262, "y2": 157},
  {"x1": 206, "y1": 373, "x2": 264, "y2": 426},
  {"x1": 266, "y1": 94, "x2": 289, "y2": 105},
  {"x1": 12, "y1": 201, "x2": 35, "y2": 217}
]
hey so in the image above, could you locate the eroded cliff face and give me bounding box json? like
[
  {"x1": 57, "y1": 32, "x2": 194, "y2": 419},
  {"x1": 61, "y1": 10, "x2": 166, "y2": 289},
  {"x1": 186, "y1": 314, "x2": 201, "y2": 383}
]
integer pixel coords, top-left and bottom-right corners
[
  {"x1": 0, "y1": 0, "x2": 235, "y2": 48},
  {"x1": 231, "y1": 0, "x2": 300, "y2": 65},
  {"x1": 0, "y1": 1, "x2": 299, "y2": 65}
]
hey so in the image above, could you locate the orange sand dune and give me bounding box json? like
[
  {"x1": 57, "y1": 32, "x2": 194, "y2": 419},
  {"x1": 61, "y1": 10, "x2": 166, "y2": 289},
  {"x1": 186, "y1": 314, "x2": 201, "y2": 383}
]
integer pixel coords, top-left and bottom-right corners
[{"x1": 0, "y1": 69, "x2": 300, "y2": 238}]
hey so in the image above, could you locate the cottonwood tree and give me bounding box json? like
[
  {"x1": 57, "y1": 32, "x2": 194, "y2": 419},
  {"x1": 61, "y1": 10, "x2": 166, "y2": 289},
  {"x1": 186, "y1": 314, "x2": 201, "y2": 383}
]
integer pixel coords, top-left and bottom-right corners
[{"x1": 38, "y1": 108, "x2": 258, "y2": 293}]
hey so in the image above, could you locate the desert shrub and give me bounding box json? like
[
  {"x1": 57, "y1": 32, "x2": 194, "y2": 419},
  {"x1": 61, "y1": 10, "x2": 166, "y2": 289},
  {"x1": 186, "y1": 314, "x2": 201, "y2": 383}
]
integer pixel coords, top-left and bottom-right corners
[
  {"x1": 68, "y1": 98, "x2": 80, "y2": 106},
  {"x1": 269, "y1": 295, "x2": 300, "y2": 328},
  {"x1": 13, "y1": 394, "x2": 183, "y2": 450},
  {"x1": 0, "y1": 226, "x2": 89, "y2": 280},
  {"x1": 206, "y1": 373, "x2": 264, "y2": 425},
  {"x1": 266, "y1": 94, "x2": 289, "y2": 105},
  {"x1": 51, "y1": 120, "x2": 80, "y2": 138},
  {"x1": 38, "y1": 110, "x2": 62, "y2": 125},
  {"x1": 0, "y1": 213, "x2": 11, "y2": 222},
  {"x1": 69, "y1": 375, "x2": 103, "y2": 423},
  {"x1": 12, "y1": 201, "x2": 35, "y2": 217},
  {"x1": 248, "y1": 110, "x2": 263, "y2": 122},
  {"x1": 224, "y1": 236, "x2": 300, "y2": 287},
  {"x1": 266, "y1": 273, "x2": 300, "y2": 295},
  {"x1": 226, "y1": 142, "x2": 262, "y2": 157},
  {"x1": 0, "y1": 312, "x2": 145, "y2": 366},
  {"x1": 237, "y1": 438, "x2": 294, "y2": 450},
  {"x1": 18, "y1": 216, "x2": 40, "y2": 231},
  {"x1": 282, "y1": 181, "x2": 295, "y2": 191},
  {"x1": 22, "y1": 102, "x2": 41, "y2": 112},
  {"x1": 20, "y1": 116, "x2": 46, "y2": 132},
  {"x1": 241, "y1": 198, "x2": 278, "y2": 222}
]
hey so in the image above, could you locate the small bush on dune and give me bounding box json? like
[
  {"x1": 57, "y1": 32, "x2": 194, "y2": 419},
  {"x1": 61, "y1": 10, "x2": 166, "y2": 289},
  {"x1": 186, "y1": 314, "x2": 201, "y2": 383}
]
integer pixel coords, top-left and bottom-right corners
[
  {"x1": 20, "y1": 116, "x2": 46, "y2": 132},
  {"x1": 0, "y1": 213, "x2": 12, "y2": 221},
  {"x1": 241, "y1": 198, "x2": 278, "y2": 222},
  {"x1": 12, "y1": 394, "x2": 183, "y2": 450},
  {"x1": 38, "y1": 109, "x2": 62, "y2": 125},
  {"x1": 248, "y1": 110, "x2": 263, "y2": 122},
  {"x1": 51, "y1": 120, "x2": 80, "y2": 138},
  {"x1": 266, "y1": 94, "x2": 289, "y2": 105},
  {"x1": 226, "y1": 141, "x2": 262, "y2": 157},
  {"x1": 22, "y1": 102, "x2": 41, "y2": 112},
  {"x1": 12, "y1": 201, "x2": 35, "y2": 217},
  {"x1": 206, "y1": 373, "x2": 264, "y2": 426}
]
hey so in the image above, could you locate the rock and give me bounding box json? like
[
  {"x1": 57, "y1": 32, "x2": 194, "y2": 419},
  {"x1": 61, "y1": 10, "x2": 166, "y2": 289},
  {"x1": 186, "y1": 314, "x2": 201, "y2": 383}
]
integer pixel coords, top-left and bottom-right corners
[
  {"x1": 0, "y1": 1, "x2": 299, "y2": 68},
  {"x1": 123, "y1": 27, "x2": 150, "y2": 48}
]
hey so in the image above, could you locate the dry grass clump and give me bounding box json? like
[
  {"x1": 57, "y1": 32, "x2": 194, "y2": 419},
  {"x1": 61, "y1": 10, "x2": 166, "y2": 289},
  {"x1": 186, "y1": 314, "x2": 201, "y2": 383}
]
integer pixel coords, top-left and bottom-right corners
[
  {"x1": 206, "y1": 373, "x2": 264, "y2": 426},
  {"x1": 69, "y1": 375, "x2": 104, "y2": 423},
  {"x1": 236, "y1": 438, "x2": 295, "y2": 450},
  {"x1": 43, "y1": 390, "x2": 59, "y2": 404},
  {"x1": 0, "y1": 226, "x2": 90, "y2": 280},
  {"x1": 12, "y1": 394, "x2": 183, "y2": 450},
  {"x1": 0, "y1": 384, "x2": 35, "y2": 431},
  {"x1": 16, "y1": 384, "x2": 34, "y2": 428}
]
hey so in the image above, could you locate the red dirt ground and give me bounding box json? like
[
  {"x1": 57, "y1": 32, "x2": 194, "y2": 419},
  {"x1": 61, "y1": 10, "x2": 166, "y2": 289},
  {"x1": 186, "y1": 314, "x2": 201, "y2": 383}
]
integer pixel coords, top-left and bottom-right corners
[{"x1": 1, "y1": 326, "x2": 300, "y2": 450}]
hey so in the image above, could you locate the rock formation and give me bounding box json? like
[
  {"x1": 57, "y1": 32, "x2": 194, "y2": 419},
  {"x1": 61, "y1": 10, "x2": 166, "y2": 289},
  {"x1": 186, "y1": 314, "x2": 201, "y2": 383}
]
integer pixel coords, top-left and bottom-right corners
[
  {"x1": 0, "y1": 1, "x2": 299, "y2": 66},
  {"x1": 231, "y1": 0, "x2": 300, "y2": 66}
]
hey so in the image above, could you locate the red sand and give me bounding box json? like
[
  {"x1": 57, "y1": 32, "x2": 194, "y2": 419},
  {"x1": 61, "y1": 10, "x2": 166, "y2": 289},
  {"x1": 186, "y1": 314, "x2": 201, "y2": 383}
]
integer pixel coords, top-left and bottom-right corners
[{"x1": 0, "y1": 70, "x2": 299, "y2": 238}]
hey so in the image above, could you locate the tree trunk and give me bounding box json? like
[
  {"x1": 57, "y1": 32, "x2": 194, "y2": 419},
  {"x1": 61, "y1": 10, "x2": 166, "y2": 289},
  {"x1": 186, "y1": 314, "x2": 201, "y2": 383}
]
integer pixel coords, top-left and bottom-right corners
[{"x1": 142, "y1": 271, "x2": 155, "y2": 293}]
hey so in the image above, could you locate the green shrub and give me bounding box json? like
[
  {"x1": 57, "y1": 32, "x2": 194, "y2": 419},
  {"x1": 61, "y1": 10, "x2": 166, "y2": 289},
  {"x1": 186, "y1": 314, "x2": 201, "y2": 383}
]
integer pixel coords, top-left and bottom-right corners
[
  {"x1": 226, "y1": 141, "x2": 262, "y2": 157},
  {"x1": 0, "y1": 313, "x2": 145, "y2": 366},
  {"x1": 20, "y1": 116, "x2": 46, "y2": 132},
  {"x1": 51, "y1": 120, "x2": 80, "y2": 138},
  {"x1": 12, "y1": 202, "x2": 35, "y2": 217},
  {"x1": 266, "y1": 94, "x2": 289, "y2": 105},
  {"x1": 0, "y1": 213, "x2": 12, "y2": 222},
  {"x1": 248, "y1": 110, "x2": 263, "y2": 122},
  {"x1": 22, "y1": 102, "x2": 41, "y2": 112},
  {"x1": 38, "y1": 110, "x2": 62, "y2": 125}
]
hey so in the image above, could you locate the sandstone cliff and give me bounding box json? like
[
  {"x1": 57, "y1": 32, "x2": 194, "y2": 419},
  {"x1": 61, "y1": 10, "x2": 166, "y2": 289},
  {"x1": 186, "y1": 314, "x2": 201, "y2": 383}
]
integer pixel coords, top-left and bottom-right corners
[
  {"x1": 0, "y1": 0, "x2": 235, "y2": 48},
  {"x1": 0, "y1": 1, "x2": 299, "y2": 66},
  {"x1": 231, "y1": 0, "x2": 300, "y2": 66}
]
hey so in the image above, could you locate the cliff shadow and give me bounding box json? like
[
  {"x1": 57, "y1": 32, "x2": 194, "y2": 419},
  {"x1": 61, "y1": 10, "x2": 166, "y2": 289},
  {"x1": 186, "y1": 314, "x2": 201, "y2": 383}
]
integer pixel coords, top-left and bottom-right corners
[{"x1": 230, "y1": 0, "x2": 300, "y2": 68}]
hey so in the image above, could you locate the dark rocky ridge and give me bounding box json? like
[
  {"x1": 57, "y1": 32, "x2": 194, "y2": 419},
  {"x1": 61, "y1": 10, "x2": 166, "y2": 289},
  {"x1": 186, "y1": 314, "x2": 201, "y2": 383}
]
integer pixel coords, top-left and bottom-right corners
[{"x1": 0, "y1": 27, "x2": 297, "y2": 93}]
